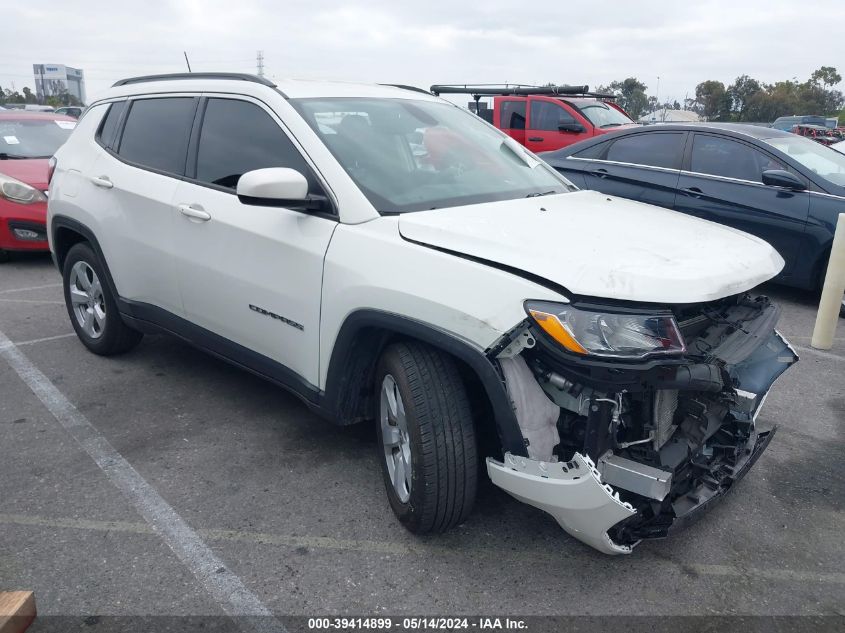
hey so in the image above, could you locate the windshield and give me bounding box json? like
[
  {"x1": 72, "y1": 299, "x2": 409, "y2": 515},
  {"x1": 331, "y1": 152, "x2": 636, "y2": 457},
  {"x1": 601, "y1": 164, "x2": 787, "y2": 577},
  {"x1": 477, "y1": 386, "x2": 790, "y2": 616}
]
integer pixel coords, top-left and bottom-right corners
[
  {"x1": 291, "y1": 98, "x2": 574, "y2": 213},
  {"x1": 572, "y1": 100, "x2": 633, "y2": 128},
  {"x1": 0, "y1": 118, "x2": 75, "y2": 158},
  {"x1": 762, "y1": 135, "x2": 845, "y2": 187}
]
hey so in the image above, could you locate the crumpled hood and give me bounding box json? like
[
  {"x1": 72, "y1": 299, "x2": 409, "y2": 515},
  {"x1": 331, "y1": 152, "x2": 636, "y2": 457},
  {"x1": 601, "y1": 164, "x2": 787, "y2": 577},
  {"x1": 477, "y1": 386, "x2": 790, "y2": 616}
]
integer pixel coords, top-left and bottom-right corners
[{"x1": 398, "y1": 190, "x2": 784, "y2": 304}]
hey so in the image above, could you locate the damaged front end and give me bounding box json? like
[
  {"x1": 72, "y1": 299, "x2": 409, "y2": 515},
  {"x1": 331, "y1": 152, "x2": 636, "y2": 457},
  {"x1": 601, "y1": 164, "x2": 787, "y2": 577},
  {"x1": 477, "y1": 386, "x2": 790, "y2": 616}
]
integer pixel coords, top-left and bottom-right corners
[{"x1": 486, "y1": 293, "x2": 797, "y2": 554}]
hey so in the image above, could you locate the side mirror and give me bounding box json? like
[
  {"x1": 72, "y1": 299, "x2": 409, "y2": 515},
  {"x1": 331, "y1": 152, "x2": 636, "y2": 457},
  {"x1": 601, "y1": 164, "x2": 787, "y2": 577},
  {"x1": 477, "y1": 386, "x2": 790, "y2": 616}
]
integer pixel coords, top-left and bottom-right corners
[
  {"x1": 236, "y1": 167, "x2": 328, "y2": 212},
  {"x1": 558, "y1": 122, "x2": 585, "y2": 133},
  {"x1": 762, "y1": 169, "x2": 806, "y2": 191}
]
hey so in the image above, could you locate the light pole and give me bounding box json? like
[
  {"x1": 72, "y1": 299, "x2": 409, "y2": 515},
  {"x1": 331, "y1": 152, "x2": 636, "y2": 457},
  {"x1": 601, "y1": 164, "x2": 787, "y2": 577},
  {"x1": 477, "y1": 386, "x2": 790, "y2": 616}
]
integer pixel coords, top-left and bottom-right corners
[{"x1": 655, "y1": 75, "x2": 660, "y2": 109}]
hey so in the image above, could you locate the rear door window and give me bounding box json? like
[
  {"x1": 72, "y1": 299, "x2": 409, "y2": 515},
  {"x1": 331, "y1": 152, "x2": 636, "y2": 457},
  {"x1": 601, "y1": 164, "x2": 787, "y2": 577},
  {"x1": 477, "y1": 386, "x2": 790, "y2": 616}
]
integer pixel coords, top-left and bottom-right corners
[
  {"x1": 573, "y1": 140, "x2": 610, "y2": 159},
  {"x1": 605, "y1": 132, "x2": 684, "y2": 169},
  {"x1": 499, "y1": 101, "x2": 526, "y2": 130},
  {"x1": 193, "y1": 98, "x2": 320, "y2": 193},
  {"x1": 117, "y1": 97, "x2": 197, "y2": 175},
  {"x1": 690, "y1": 134, "x2": 786, "y2": 182}
]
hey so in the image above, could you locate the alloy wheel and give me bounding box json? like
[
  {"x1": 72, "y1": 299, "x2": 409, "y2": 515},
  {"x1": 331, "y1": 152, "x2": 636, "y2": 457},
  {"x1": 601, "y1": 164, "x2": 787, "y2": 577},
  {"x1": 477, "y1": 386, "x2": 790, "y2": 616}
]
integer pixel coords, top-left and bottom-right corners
[
  {"x1": 69, "y1": 261, "x2": 106, "y2": 339},
  {"x1": 380, "y1": 374, "x2": 412, "y2": 503}
]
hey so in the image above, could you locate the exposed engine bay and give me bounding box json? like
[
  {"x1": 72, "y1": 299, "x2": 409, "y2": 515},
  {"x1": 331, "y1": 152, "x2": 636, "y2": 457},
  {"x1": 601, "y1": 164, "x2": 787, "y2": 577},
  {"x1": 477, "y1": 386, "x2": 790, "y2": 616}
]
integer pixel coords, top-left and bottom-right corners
[{"x1": 487, "y1": 292, "x2": 797, "y2": 553}]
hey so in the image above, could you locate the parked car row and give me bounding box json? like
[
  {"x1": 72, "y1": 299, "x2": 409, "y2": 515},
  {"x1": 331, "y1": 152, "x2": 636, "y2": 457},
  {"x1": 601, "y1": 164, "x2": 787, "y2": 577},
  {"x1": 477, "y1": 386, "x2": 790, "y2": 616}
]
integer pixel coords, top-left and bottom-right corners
[
  {"x1": 1, "y1": 104, "x2": 83, "y2": 118},
  {"x1": 42, "y1": 72, "x2": 800, "y2": 555},
  {"x1": 0, "y1": 111, "x2": 76, "y2": 261}
]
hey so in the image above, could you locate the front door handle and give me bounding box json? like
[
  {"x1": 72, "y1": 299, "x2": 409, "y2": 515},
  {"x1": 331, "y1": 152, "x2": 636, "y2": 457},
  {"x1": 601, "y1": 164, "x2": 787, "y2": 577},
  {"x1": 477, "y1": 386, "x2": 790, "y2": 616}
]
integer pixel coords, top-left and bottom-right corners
[
  {"x1": 90, "y1": 175, "x2": 113, "y2": 189},
  {"x1": 528, "y1": 136, "x2": 544, "y2": 142},
  {"x1": 682, "y1": 187, "x2": 703, "y2": 198},
  {"x1": 178, "y1": 204, "x2": 211, "y2": 221},
  {"x1": 592, "y1": 168, "x2": 609, "y2": 178}
]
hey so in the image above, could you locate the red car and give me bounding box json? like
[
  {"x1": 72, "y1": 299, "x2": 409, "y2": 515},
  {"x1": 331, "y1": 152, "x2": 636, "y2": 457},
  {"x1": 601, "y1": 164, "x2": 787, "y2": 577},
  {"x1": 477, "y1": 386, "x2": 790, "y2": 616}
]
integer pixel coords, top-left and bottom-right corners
[
  {"x1": 0, "y1": 111, "x2": 76, "y2": 262},
  {"x1": 430, "y1": 84, "x2": 638, "y2": 153}
]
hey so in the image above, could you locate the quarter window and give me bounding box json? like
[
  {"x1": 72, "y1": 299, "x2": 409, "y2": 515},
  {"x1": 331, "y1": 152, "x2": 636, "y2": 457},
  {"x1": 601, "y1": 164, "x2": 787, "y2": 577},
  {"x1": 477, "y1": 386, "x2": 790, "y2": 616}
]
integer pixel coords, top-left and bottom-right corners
[
  {"x1": 97, "y1": 101, "x2": 126, "y2": 149},
  {"x1": 117, "y1": 98, "x2": 196, "y2": 175},
  {"x1": 606, "y1": 133, "x2": 684, "y2": 169},
  {"x1": 690, "y1": 135, "x2": 786, "y2": 182},
  {"x1": 530, "y1": 100, "x2": 576, "y2": 131},
  {"x1": 500, "y1": 101, "x2": 526, "y2": 130},
  {"x1": 195, "y1": 98, "x2": 319, "y2": 192}
]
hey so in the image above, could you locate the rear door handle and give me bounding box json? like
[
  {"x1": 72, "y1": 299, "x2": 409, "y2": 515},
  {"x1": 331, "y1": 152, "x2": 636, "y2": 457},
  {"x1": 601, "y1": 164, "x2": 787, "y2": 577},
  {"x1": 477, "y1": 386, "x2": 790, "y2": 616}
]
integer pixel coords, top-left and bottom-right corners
[
  {"x1": 528, "y1": 136, "x2": 544, "y2": 142},
  {"x1": 90, "y1": 175, "x2": 113, "y2": 189},
  {"x1": 592, "y1": 168, "x2": 609, "y2": 178},
  {"x1": 178, "y1": 204, "x2": 211, "y2": 221},
  {"x1": 682, "y1": 186, "x2": 703, "y2": 198}
]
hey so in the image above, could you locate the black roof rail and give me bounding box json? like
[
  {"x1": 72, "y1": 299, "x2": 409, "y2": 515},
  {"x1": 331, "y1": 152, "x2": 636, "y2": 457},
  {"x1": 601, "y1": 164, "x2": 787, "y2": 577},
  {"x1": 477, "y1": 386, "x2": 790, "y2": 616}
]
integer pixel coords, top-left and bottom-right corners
[
  {"x1": 430, "y1": 84, "x2": 615, "y2": 99},
  {"x1": 112, "y1": 72, "x2": 276, "y2": 88},
  {"x1": 380, "y1": 84, "x2": 432, "y2": 95}
]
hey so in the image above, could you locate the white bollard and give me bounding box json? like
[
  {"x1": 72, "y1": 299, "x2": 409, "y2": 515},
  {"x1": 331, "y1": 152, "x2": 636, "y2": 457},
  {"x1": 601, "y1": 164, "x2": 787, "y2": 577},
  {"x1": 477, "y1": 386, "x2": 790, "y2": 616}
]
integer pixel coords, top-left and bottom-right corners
[{"x1": 811, "y1": 213, "x2": 845, "y2": 350}]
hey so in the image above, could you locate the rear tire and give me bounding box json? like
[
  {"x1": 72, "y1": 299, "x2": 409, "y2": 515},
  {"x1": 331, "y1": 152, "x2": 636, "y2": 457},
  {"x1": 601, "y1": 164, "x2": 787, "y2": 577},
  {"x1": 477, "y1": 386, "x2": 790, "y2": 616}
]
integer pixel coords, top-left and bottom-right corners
[
  {"x1": 62, "y1": 242, "x2": 143, "y2": 355},
  {"x1": 375, "y1": 342, "x2": 478, "y2": 534},
  {"x1": 0, "y1": 249, "x2": 9, "y2": 263}
]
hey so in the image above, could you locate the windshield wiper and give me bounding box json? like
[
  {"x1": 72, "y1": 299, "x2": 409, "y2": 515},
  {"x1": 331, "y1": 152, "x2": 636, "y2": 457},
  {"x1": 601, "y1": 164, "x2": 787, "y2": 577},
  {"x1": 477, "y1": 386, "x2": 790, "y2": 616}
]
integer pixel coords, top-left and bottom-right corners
[
  {"x1": 526, "y1": 190, "x2": 558, "y2": 198},
  {"x1": 0, "y1": 153, "x2": 29, "y2": 160},
  {"x1": 601, "y1": 123, "x2": 624, "y2": 128}
]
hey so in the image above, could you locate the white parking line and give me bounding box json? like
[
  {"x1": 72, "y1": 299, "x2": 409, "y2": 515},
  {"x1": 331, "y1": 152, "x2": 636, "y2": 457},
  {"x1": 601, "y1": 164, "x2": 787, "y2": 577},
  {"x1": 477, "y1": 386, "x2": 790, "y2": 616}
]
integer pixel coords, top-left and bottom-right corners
[
  {"x1": 0, "y1": 283, "x2": 62, "y2": 294},
  {"x1": 13, "y1": 333, "x2": 77, "y2": 347},
  {"x1": 0, "y1": 327, "x2": 284, "y2": 633},
  {"x1": 0, "y1": 298, "x2": 65, "y2": 305}
]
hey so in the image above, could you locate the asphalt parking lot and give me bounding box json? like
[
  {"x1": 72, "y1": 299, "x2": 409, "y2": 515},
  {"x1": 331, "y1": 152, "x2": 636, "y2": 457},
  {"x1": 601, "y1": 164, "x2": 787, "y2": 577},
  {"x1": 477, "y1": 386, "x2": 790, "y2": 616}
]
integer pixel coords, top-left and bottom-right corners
[{"x1": 1, "y1": 253, "x2": 843, "y2": 629}]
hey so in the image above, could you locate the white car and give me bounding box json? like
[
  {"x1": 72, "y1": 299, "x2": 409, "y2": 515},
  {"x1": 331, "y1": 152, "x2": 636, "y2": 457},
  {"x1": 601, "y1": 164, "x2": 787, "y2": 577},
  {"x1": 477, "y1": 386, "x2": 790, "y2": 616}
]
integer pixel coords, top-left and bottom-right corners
[{"x1": 47, "y1": 73, "x2": 797, "y2": 554}]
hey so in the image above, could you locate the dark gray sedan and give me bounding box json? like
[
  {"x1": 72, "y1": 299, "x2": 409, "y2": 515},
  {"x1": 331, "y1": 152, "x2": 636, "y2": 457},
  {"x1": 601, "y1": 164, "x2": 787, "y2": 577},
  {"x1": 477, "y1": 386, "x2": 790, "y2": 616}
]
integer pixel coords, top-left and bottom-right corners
[{"x1": 543, "y1": 124, "x2": 845, "y2": 314}]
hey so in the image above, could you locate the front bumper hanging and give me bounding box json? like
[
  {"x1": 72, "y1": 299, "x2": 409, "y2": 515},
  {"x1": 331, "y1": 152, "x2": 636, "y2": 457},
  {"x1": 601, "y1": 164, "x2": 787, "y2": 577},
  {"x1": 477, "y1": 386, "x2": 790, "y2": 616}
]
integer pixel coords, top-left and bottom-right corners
[{"x1": 487, "y1": 452, "x2": 637, "y2": 555}]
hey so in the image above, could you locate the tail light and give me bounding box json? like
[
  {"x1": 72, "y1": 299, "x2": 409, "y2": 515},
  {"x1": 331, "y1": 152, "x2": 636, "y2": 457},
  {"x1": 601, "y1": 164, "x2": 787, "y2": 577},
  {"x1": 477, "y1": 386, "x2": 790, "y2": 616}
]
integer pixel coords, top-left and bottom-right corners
[{"x1": 48, "y1": 156, "x2": 57, "y2": 185}]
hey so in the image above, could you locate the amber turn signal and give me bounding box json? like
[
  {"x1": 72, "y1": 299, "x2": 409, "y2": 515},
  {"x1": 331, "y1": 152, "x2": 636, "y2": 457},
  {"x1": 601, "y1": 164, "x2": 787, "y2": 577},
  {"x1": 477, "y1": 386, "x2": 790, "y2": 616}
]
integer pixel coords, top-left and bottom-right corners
[{"x1": 528, "y1": 309, "x2": 589, "y2": 355}]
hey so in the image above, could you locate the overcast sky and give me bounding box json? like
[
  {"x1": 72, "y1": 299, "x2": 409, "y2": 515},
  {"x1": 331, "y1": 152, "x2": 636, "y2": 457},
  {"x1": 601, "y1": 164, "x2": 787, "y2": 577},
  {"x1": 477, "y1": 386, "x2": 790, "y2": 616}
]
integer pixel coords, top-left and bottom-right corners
[{"x1": 3, "y1": 0, "x2": 843, "y2": 105}]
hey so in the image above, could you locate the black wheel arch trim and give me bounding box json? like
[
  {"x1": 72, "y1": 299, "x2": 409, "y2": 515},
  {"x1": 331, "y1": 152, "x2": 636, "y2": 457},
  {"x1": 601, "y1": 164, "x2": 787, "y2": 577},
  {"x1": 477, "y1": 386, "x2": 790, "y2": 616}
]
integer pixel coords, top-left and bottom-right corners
[
  {"x1": 323, "y1": 309, "x2": 528, "y2": 457},
  {"x1": 50, "y1": 215, "x2": 122, "y2": 300}
]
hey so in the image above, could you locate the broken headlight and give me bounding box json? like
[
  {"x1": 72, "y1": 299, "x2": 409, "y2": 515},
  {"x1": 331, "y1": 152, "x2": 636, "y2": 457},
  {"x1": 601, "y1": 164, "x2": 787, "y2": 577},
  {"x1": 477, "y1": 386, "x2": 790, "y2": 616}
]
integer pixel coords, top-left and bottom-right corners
[{"x1": 525, "y1": 301, "x2": 686, "y2": 359}]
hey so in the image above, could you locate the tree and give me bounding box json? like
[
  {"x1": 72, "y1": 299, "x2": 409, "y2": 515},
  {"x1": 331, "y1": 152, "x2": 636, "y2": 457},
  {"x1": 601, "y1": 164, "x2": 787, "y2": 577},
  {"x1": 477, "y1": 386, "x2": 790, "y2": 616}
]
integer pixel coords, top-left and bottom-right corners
[
  {"x1": 22, "y1": 87, "x2": 37, "y2": 104},
  {"x1": 811, "y1": 66, "x2": 842, "y2": 89},
  {"x1": 600, "y1": 77, "x2": 649, "y2": 119},
  {"x1": 728, "y1": 75, "x2": 762, "y2": 120},
  {"x1": 1, "y1": 87, "x2": 25, "y2": 105},
  {"x1": 695, "y1": 80, "x2": 731, "y2": 121}
]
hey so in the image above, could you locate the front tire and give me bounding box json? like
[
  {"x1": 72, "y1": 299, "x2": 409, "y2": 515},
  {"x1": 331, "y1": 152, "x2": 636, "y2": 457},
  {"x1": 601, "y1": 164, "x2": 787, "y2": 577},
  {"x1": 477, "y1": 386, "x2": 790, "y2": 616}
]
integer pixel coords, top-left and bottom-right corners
[
  {"x1": 375, "y1": 342, "x2": 478, "y2": 534},
  {"x1": 62, "y1": 242, "x2": 143, "y2": 355},
  {"x1": 0, "y1": 249, "x2": 9, "y2": 263}
]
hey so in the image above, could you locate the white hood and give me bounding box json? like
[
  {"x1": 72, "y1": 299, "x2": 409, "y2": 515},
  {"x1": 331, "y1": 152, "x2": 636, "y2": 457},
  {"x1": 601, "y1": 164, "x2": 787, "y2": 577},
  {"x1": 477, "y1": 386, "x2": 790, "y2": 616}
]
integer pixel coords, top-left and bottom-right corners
[{"x1": 398, "y1": 190, "x2": 784, "y2": 304}]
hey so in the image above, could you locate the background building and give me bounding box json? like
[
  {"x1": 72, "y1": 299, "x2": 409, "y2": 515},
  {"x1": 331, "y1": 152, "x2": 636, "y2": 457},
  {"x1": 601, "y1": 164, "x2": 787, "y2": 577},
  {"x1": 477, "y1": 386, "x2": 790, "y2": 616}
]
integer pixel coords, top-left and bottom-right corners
[{"x1": 32, "y1": 64, "x2": 86, "y2": 105}]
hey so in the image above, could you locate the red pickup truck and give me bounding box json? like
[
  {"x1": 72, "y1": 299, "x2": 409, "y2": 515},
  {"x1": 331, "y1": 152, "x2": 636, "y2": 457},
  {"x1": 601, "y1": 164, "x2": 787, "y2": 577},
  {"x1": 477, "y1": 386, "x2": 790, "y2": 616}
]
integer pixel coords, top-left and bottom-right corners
[{"x1": 430, "y1": 84, "x2": 638, "y2": 153}]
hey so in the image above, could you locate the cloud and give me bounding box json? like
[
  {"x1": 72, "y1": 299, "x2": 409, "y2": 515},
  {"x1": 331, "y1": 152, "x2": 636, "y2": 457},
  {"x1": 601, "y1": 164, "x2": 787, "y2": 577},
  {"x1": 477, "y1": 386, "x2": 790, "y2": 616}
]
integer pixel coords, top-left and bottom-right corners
[{"x1": 1, "y1": 0, "x2": 842, "y2": 104}]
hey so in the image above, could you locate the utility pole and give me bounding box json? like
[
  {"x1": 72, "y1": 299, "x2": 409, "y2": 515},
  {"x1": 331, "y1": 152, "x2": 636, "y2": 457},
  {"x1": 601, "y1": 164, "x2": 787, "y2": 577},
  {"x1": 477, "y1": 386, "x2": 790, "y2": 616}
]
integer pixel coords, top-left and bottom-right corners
[{"x1": 257, "y1": 51, "x2": 264, "y2": 77}]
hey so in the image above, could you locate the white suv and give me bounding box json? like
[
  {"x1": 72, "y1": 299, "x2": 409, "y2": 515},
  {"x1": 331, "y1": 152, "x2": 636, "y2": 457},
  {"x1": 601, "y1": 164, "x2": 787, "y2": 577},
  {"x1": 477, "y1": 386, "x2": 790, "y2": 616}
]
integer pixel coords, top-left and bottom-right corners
[{"x1": 48, "y1": 73, "x2": 797, "y2": 554}]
